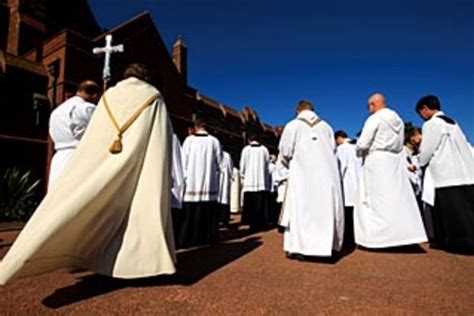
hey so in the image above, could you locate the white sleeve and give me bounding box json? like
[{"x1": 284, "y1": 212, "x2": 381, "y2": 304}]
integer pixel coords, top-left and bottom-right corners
[
  {"x1": 278, "y1": 123, "x2": 295, "y2": 167},
  {"x1": 240, "y1": 147, "x2": 247, "y2": 179},
  {"x1": 356, "y1": 115, "x2": 379, "y2": 156},
  {"x1": 215, "y1": 139, "x2": 223, "y2": 172},
  {"x1": 182, "y1": 137, "x2": 191, "y2": 177},
  {"x1": 274, "y1": 155, "x2": 289, "y2": 182},
  {"x1": 419, "y1": 121, "x2": 442, "y2": 167},
  {"x1": 171, "y1": 134, "x2": 185, "y2": 205},
  {"x1": 264, "y1": 147, "x2": 270, "y2": 164},
  {"x1": 325, "y1": 124, "x2": 336, "y2": 153},
  {"x1": 70, "y1": 103, "x2": 95, "y2": 140}
]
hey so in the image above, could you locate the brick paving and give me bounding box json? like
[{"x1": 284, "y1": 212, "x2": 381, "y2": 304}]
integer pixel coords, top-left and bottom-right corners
[{"x1": 0, "y1": 219, "x2": 473, "y2": 315}]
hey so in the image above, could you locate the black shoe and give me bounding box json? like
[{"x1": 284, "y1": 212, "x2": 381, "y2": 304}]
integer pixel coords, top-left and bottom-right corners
[{"x1": 286, "y1": 253, "x2": 305, "y2": 262}]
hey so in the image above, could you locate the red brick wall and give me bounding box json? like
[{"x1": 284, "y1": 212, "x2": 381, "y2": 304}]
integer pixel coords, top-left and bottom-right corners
[{"x1": 0, "y1": 4, "x2": 9, "y2": 50}]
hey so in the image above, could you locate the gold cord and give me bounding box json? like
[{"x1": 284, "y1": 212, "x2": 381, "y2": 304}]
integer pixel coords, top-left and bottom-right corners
[{"x1": 102, "y1": 93, "x2": 159, "y2": 154}]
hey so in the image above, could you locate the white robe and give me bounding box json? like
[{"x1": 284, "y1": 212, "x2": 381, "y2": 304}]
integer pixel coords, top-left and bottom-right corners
[
  {"x1": 336, "y1": 140, "x2": 362, "y2": 207},
  {"x1": 230, "y1": 167, "x2": 242, "y2": 213},
  {"x1": 268, "y1": 162, "x2": 278, "y2": 193},
  {"x1": 355, "y1": 108, "x2": 427, "y2": 248},
  {"x1": 240, "y1": 142, "x2": 270, "y2": 192},
  {"x1": 279, "y1": 110, "x2": 344, "y2": 256},
  {"x1": 274, "y1": 158, "x2": 289, "y2": 204},
  {"x1": 0, "y1": 77, "x2": 176, "y2": 285},
  {"x1": 48, "y1": 96, "x2": 95, "y2": 189},
  {"x1": 171, "y1": 134, "x2": 185, "y2": 209},
  {"x1": 403, "y1": 146, "x2": 423, "y2": 197},
  {"x1": 182, "y1": 132, "x2": 222, "y2": 202},
  {"x1": 218, "y1": 151, "x2": 234, "y2": 205}
]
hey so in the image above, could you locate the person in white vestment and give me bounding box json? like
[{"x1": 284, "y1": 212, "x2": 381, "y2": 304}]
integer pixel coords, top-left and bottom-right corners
[
  {"x1": 335, "y1": 130, "x2": 362, "y2": 247},
  {"x1": 273, "y1": 155, "x2": 289, "y2": 233},
  {"x1": 177, "y1": 119, "x2": 222, "y2": 248},
  {"x1": 279, "y1": 100, "x2": 344, "y2": 259},
  {"x1": 0, "y1": 64, "x2": 176, "y2": 285},
  {"x1": 354, "y1": 93, "x2": 427, "y2": 249},
  {"x1": 48, "y1": 81, "x2": 101, "y2": 189},
  {"x1": 416, "y1": 95, "x2": 474, "y2": 253},
  {"x1": 171, "y1": 133, "x2": 185, "y2": 248},
  {"x1": 240, "y1": 135, "x2": 271, "y2": 231},
  {"x1": 230, "y1": 167, "x2": 242, "y2": 214},
  {"x1": 403, "y1": 124, "x2": 423, "y2": 199},
  {"x1": 403, "y1": 124, "x2": 435, "y2": 238},
  {"x1": 217, "y1": 149, "x2": 234, "y2": 226},
  {"x1": 268, "y1": 154, "x2": 279, "y2": 226}
]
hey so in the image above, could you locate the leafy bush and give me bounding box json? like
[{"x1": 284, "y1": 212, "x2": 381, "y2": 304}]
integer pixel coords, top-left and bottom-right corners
[{"x1": 0, "y1": 168, "x2": 41, "y2": 221}]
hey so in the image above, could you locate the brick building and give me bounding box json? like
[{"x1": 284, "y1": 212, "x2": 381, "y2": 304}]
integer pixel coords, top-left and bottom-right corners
[{"x1": 0, "y1": 0, "x2": 280, "y2": 194}]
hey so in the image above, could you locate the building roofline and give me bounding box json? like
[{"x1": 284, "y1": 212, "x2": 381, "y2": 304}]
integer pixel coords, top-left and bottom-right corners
[{"x1": 93, "y1": 11, "x2": 151, "y2": 42}]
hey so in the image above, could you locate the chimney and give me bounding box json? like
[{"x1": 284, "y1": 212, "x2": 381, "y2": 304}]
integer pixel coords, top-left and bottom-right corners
[
  {"x1": 6, "y1": 0, "x2": 20, "y2": 55},
  {"x1": 172, "y1": 36, "x2": 187, "y2": 84},
  {"x1": 6, "y1": 0, "x2": 47, "y2": 56}
]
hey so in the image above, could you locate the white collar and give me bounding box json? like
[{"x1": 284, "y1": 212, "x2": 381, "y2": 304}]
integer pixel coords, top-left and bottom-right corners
[
  {"x1": 297, "y1": 110, "x2": 318, "y2": 121},
  {"x1": 433, "y1": 111, "x2": 445, "y2": 118}
]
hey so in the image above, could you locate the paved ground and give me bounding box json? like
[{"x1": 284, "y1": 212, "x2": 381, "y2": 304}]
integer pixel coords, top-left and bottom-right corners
[{"x1": 0, "y1": 219, "x2": 473, "y2": 315}]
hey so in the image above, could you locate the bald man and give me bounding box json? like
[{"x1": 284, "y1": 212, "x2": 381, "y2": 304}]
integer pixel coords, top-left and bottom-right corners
[
  {"x1": 354, "y1": 93, "x2": 427, "y2": 249},
  {"x1": 48, "y1": 81, "x2": 101, "y2": 189}
]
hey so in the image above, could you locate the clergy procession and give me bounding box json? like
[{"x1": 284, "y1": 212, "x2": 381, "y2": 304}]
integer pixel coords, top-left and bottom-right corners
[{"x1": 0, "y1": 60, "x2": 472, "y2": 289}]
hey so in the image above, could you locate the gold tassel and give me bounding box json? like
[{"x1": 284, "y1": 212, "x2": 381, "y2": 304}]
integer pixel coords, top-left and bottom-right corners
[{"x1": 109, "y1": 135, "x2": 123, "y2": 154}]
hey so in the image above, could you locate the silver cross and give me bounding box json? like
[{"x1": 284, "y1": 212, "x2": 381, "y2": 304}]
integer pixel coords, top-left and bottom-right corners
[{"x1": 93, "y1": 34, "x2": 124, "y2": 88}]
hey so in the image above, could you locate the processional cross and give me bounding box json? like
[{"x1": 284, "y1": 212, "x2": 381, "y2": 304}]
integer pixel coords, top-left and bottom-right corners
[{"x1": 93, "y1": 34, "x2": 124, "y2": 90}]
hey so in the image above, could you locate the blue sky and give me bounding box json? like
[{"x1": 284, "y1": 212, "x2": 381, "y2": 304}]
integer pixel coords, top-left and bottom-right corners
[{"x1": 89, "y1": 0, "x2": 474, "y2": 141}]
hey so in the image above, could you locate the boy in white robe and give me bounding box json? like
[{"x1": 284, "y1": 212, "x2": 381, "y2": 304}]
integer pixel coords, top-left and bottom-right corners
[
  {"x1": 279, "y1": 100, "x2": 344, "y2": 259},
  {"x1": 230, "y1": 167, "x2": 242, "y2": 214},
  {"x1": 354, "y1": 93, "x2": 427, "y2": 249},
  {"x1": 403, "y1": 124, "x2": 435, "y2": 237},
  {"x1": 240, "y1": 135, "x2": 271, "y2": 231},
  {"x1": 416, "y1": 95, "x2": 474, "y2": 253},
  {"x1": 171, "y1": 133, "x2": 185, "y2": 247},
  {"x1": 177, "y1": 120, "x2": 222, "y2": 247},
  {"x1": 48, "y1": 81, "x2": 101, "y2": 189},
  {"x1": 268, "y1": 154, "x2": 279, "y2": 226},
  {"x1": 403, "y1": 124, "x2": 423, "y2": 199},
  {"x1": 217, "y1": 149, "x2": 234, "y2": 226},
  {"x1": 0, "y1": 64, "x2": 176, "y2": 285},
  {"x1": 274, "y1": 155, "x2": 289, "y2": 233},
  {"x1": 335, "y1": 130, "x2": 362, "y2": 247}
]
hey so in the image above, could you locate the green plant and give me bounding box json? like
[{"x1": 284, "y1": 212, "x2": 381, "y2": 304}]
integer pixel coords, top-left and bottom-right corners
[{"x1": 0, "y1": 168, "x2": 41, "y2": 221}]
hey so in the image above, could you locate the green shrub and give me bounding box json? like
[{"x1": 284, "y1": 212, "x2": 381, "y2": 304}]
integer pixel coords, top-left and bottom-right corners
[{"x1": 0, "y1": 168, "x2": 41, "y2": 221}]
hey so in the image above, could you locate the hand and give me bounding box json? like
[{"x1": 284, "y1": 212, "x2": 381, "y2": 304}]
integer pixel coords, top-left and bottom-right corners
[{"x1": 407, "y1": 164, "x2": 416, "y2": 173}]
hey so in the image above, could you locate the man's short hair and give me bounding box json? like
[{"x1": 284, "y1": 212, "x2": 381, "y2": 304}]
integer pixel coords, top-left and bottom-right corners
[
  {"x1": 123, "y1": 63, "x2": 152, "y2": 83},
  {"x1": 247, "y1": 133, "x2": 258, "y2": 142},
  {"x1": 296, "y1": 100, "x2": 314, "y2": 112},
  {"x1": 194, "y1": 118, "x2": 206, "y2": 129},
  {"x1": 77, "y1": 80, "x2": 101, "y2": 95},
  {"x1": 334, "y1": 130, "x2": 348, "y2": 139},
  {"x1": 416, "y1": 95, "x2": 441, "y2": 113}
]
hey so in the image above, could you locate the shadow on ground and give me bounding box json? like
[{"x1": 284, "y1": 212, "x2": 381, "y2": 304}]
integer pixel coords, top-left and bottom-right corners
[
  {"x1": 42, "y1": 236, "x2": 262, "y2": 309},
  {"x1": 358, "y1": 244, "x2": 427, "y2": 254},
  {"x1": 218, "y1": 221, "x2": 275, "y2": 243}
]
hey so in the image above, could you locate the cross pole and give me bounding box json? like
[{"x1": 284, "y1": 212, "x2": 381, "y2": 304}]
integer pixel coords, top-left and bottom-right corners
[{"x1": 93, "y1": 34, "x2": 124, "y2": 90}]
